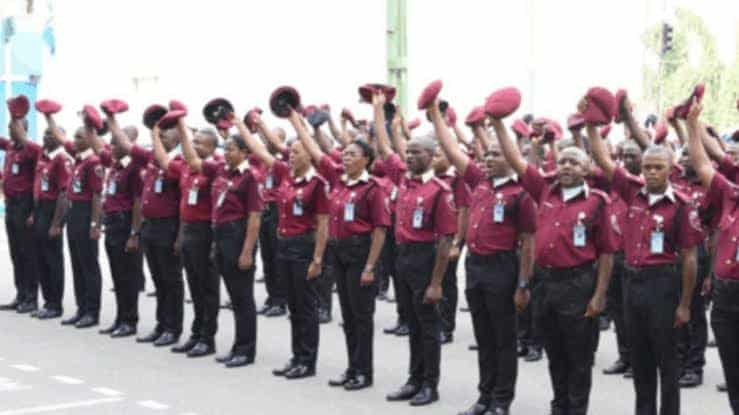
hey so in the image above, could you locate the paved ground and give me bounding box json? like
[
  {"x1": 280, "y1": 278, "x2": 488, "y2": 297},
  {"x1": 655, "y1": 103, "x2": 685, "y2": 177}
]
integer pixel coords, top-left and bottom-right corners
[{"x1": 0, "y1": 228, "x2": 731, "y2": 415}]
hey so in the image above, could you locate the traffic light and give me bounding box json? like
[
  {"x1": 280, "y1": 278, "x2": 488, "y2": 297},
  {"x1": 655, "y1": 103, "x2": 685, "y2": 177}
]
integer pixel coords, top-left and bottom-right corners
[{"x1": 661, "y1": 23, "x2": 674, "y2": 55}]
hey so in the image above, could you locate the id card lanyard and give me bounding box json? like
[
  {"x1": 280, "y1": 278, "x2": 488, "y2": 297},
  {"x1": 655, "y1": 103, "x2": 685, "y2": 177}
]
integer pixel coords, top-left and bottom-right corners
[
  {"x1": 493, "y1": 192, "x2": 505, "y2": 223},
  {"x1": 344, "y1": 192, "x2": 356, "y2": 222},
  {"x1": 573, "y1": 212, "x2": 586, "y2": 248},
  {"x1": 188, "y1": 178, "x2": 199, "y2": 206},
  {"x1": 293, "y1": 189, "x2": 304, "y2": 216},
  {"x1": 412, "y1": 197, "x2": 424, "y2": 229},
  {"x1": 651, "y1": 214, "x2": 665, "y2": 254},
  {"x1": 217, "y1": 180, "x2": 231, "y2": 209}
]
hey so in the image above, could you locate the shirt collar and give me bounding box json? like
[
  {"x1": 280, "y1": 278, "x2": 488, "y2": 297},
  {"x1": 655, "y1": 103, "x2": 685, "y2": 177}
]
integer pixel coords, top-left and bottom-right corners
[
  {"x1": 562, "y1": 182, "x2": 589, "y2": 203},
  {"x1": 292, "y1": 167, "x2": 316, "y2": 183},
  {"x1": 342, "y1": 169, "x2": 370, "y2": 186},
  {"x1": 439, "y1": 166, "x2": 456, "y2": 178},
  {"x1": 493, "y1": 174, "x2": 518, "y2": 188},
  {"x1": 640, "y1": 184, "x2": 676, "y2": 207},
  {"x1": 45, "y1": 146, "x2": 64, "y2": 159},
  {"x1": 118, "y1": 156, "x2": 131, "y2": 168},
  {"x1": 230, "y1": 159, "x2": 250, "y2": 174},
  {"x1": 76, "y1": 148, "x2": 94, "y2": 161},
  {"x1": 407, "y1": 169, "x2": 435, "y2": 184}
]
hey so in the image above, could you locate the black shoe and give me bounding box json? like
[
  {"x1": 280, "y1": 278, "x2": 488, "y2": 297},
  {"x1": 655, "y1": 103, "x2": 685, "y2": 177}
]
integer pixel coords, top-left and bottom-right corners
[
  {"x1": 75, "y1": 315, "x2": 99, "y2": 328},
  {"x1": 468, "y1": 344, "x2": 479, "y2": 351},
  {"x1": 273, "y1": 360, "x2": 296, "y2": 376},
  {"x1": 185, "y1": 298, "x2": 193, "y2": 304},
  {"x1": 137, "y1": 330, "x2": 162, "y2": 343},
  {"x1": 460, "y1": 306, "x2": 470, "y2": 312},
  {"x1": 344, "y1": 375, "x2": 372, "y2": 391},
  {"x1": 679, "y1": 371, "x2": 703, "y2": 388},
  {"x1": 717, "y1": 383, "x2": 728, "y2": 392},
  {"x1": 224, "y1": 355, "x2": 253, "y2": 368},
  {"x1": 409, "y1": 386, "x2": 439, "y2": 406},
  {"x1": 517, "y1": 342, "x2": 528, "y2": 357},
  {"x1": 99, "y1": 323, "x2": 118, "y2": 335},
  {"x1": 524, "y1": 348, "x2": 542, "y2": 362},
  {"x1": 708, "y1": 339, "x2": 717, "y2": 348},
  {"x1": 146, "y1": 291, "x2": 156, "y2": 297},
  {"x1": 483, "y1": 408, "x2": 509, "y2": 415},
  {"x1": 111, "y1": 324, "x2": 136, "y2": 338},
  {"x1": 603, "y1": 360, "x2": 630, "y2": 375},
  {"x1": 623, "y1": 367, "x2": 634, "y2": 379},
  {"x1": 36, "y1": 308, "x2": 62, "y2": 320},
  {"x1": 256, "y1": 276, "x2": 265, "y2": 283},
  {"x1": 328, "y1": 371, "x2": 354, "y2": 387},
  {"x1": 459, "y1": 402, "x2": 488, "y2": 415},
  {"x1": 264, "y1": 305, "x2": 287, "y2": 317},
  {"x1": 394, "y1": 324, "x2": 410, "y2": 336},
  {"x1": 598, "y1": 315, "x2": 611, "y2": 331},
  {"x1": 318, "y1": 309, "x2": 332, "y2": 324},
  {"x1": 153, "y1": 332, "x2": 179, "y2": 347},
  {"x1": 215, "y1": 353, "x2": 234, "y2": 364},
  {"x1": 284, "y1": 364, "x2": 315, "y2": 379},
  {"x1": 0, "y1": 299, "x2": 19, "y2": 311},
  {"x1": 171, "y1": 337, "x2": 199, "y2": 353},
  {"x1": 221, "y1": 301, "x2": 232, "y2": 310},
  {"x1": 257, "y1": 303, "x2": 271, "y2": 315},
  {"x1": 61, "y1": 314, "x2": 82, "y2": 326},
  {"x1": 440, "y1": 332, "x2": 454, "y2": 345},
  {"x1": 386, "y1": 383, "x2": 421, "y2": 401},
  {"x1": 187, "y1": 342, "x2": 215, "y2": 358},
  {"x1": 16, "y1": 302, "x2": 37, "y2": 314}
]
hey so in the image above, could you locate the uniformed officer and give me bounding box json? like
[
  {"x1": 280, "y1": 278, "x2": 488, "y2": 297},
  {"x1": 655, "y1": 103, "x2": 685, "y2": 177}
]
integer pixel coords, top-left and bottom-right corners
[
  {"x1": 0, "y1": 107, "x2": 41, "y2": 313},
  {"x1": 588, "y1": 107, "x2": 701, "y2": 415},
  {"x1": 431, "y1": 109, "x2": 536, "y2": 415},
  {"x1": 295, "y1": 112, "x2": 390, "y2": 390},
  {"x1": 240, "y1": 110, "x2": 330, "y2": 380},
  {"x1": 117, "y1": 121, "x2": 184, "y2": 347},
  {"x1": 150, "y1": 122, "x2": 221, "y2": 357},
  {"x1": 685, "y1": 101, "x2": 739, "y2": 414},
  {"x1": 95, "y1": 115, "x2": 144, "y2": 338},
  {"x1": 31, "y1": 119, "x2": 71, "y2": 320},
  {"x1": 493, "y1": 111, "x2": 617, "y2": 415},
  {"x1": 375, "y1": 94, "x2": 457, "y2": 406}
]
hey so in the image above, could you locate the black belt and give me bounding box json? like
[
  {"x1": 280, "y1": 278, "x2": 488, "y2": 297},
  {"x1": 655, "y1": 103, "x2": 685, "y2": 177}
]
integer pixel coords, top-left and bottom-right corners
[
  {"x1": 277, "y1": 232, "x2": 315, "y2": 244},
  {"x1": 537, "y1": 261, "x2": 595, "y2": 281},
  {"x1": 397, "y1": 241, "x2": 436, "y2": 255},
  {"x1": 625, "y1": 263, "x2": 677, "y2": 280},
  {"x1": 329, "y1": 234, "x2": 371, "y2": 246}
]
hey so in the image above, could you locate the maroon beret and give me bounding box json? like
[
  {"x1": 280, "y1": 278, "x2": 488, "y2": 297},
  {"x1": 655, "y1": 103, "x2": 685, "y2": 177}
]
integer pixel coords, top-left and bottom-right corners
[
  {"x1": 143, "y1": 104, "x2": 168, "y2": 130},
  {"x1": 446, "y1": 106, "x2": 458, "y2": 126},
  {"x1": 567, "y1": 113, "x2": 585, "y2": 131},
  {"x1": 358, "y1": 83, "x2": 397, "y2": 103},
  {"x1": 157, "y1": 110, "x2": 187, "y2": 130},
  {"x1": 544, "y1": 119, "x2": 563, "y2": 142},
  {"x1": 583, "y1": 87, "x2": 616, "y2": 125},
  {"x1": 244, "y1": 107, "x2": 263, "y2": 133},
  {"x1": 35, "y1": 99, "x2": 62, "y2": 115},
  {"x1": 407, "y1": 118, "x2": 421, "y2": 130},
  {"x1": 270, "y1": 86, "x2": 301, "y2": 118},
  {"x1": 511, "y1": 119, "x2": 531, "y2": 139},
  {"x1": 341, "y1": 108, "x2": 357, "y2": 127},
  {"x1": 465, "y1": 106, "x2": 486, "y2": 127},
  {"x1": 675, "y1": 84, "x2": 706, "y2": 119},
  {"x1": 100, "y1": 99, "x2": 129, "y2": 115},
  {"x1": 216, "y1": 119, "x2": 233, "y2": 130},
  {"x1": 82, "y1": 105, "x2": 104, "y2": 130},
  {"x1": 203, "y1": 98, "x2": 234, "y2": 125},
  {"x1": 484, "y1": 87, "x2": 522, "y2": 119},
  {"x1": 599, "y1": 125, "x2": 612, "y2": 139},
  {"x1": 654, "y1": 122, "x2": 668, "y2": 144},
  {"x1": 7, "y1": 95, "x2": 30, "y2": 119},
  {"x1": 614, "y1": 89, "x2": 628, "y2": 123},
  {"x1": 417, "y1": 80, "x2": 443, "y2": 110},
  {"x1": 169, "y1": 100, "x2": 188, "y2": 113}
]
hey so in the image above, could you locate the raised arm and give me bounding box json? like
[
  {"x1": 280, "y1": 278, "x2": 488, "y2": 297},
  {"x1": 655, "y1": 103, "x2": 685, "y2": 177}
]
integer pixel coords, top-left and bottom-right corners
[
  {"x1": 668, "y1": 116, "x2": 687, "y2": 146},
  {"x1": 150, "y1": 126, "x2": 171, "y2": 171},
  {"x1": 289, "y1": 111, "x2": 325, "y2": 164},
  {"x1": 490, "y1": 118, "x2": 527, "y2": 175},
  {"x1": 684, "y1": 100, "x2": 714, "y2": 187},
  {"x1": 44, "y1": 113, "x2": 68, "y2": 147},
  {"x1": 233, "y1": 116, "x2": 276, "y2": 168},
  {"x1": 585, "y1": 123, "x2": 616, "y2": 180},
  {"x1": 621, "y1": 98, "x2": 651, "y2": 150},
  {"x1": 254, "y1": 116, "x2": 288, "y2": 155},
  {"x1": 107, "y1": 114, "x2": 134, "y2": 155},
  {"x1": 428, "y1": 102, "x2": 470, "y2": 174},
  {"x1": 177, "y1": 118, "x2": 203, "y2": 173},
  {"x1": 452, "y1": 124, "x2": 472, "y2": 148},
  {"x1": 312, "y1": 125, "x2": 335, "y2": 155},
  {"x1": 372, "y1": 92, "x2": 393, "y2": 160},
  {"x1": 389, "y1": 111, "x2": 407, "y2": 162}
]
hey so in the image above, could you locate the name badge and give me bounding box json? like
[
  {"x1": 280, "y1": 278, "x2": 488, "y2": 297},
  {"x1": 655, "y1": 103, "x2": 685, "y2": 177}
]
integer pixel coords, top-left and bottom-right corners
[
  {"x1": 573, "y1": 224, "x2": 586, "y2": 247},
  {"x1": 390, "y1": 187, "x2": 398, "y2": 201},
  {"x1": 72, "y1": 179, "x2": 82, "y2": 194},
  {"x1": 265, "y1": 175, "x2": 274, "y2": 190},
  {"x1": 293, "y1": 200, "x2": 304, "y2": 216},
  {"x1": 412, "y1": 207, "x2": 424, "y2": 229},
  {"x1": 188, "y1": 187, "x2": 199, "y2": 206},
  {"x1": 11, "y1": 163, "x2": 19, "y2": 175},
  {"x1": 651, "y1": 231, "x2": 664, "y2": 254},
  {"x1": 735, "y1": 246, "x2": 739, "y2": 261},
  {"x1": 107, "y1": 181, "x2": 117, "y2": 195},
  {"x1": 41, "y1": 178, "x2": 49, "y2": 192},
  {"x1": 154, "y1": 178, "x2": 163, "y2": 194},
  {"x1": 344, "y1": 203, "x2": 355, "y2": 222}
]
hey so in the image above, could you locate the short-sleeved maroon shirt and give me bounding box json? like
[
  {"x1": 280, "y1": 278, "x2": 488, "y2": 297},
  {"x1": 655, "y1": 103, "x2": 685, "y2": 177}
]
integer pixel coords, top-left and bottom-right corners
[
  {"x1": 272, "y1": 160, "x2": 330, "y2": 237},
  {"x1": 1, "y1": 138, "x2": 41, "y2": 198},
  {"x1": 168, "y1": 158, "x2": 223, "y2": 223},
  {"x1": 206, "y1": 160, "x2": 263, "y2": 225},
  {"x1": 700, "y1": 173, "x2": 739, "y2": 280},
  {"x1": 67, "y1": 149, "x2": 104, "y2": 201},
  {"x1": 131, "y1": 145, "x2": 181, "y2": 219},
  {"x1": 393, "y1": 169, "x2": 458, "y2": 244},
  {"x1": 99, "y1": 149, "x2": 144, "y2": 213},
  {"x1": 34, "y1": 146, "x2": 71, "y2": 201}
]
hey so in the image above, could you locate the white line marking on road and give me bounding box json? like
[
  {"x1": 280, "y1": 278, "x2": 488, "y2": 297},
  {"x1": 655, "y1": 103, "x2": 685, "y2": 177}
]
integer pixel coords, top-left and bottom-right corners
[
  {"x1": 137, "y1": 401, "x2": 169, "y2": 410},
  {"x1": 50, "y1": 376, "x2": 84, "y2": 385},
  {"x1": 91, "y1": 387, "x2": 123, "y2": 396},
  {"x1": 10, "y1": 364, "x2": 39, "y2": 372},
  {"x1": 0, "y1": 397, "x2": 123, "y2": 415}
]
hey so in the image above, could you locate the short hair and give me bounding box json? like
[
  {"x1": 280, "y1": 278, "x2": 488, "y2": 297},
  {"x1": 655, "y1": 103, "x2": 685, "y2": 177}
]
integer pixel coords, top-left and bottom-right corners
[
  {"x1": 349, "y1": 140, "x2": 376, "y2": 166},
  {"x1": 408, "y1": 132, "x2": 438, "y2": 153},
  {"x1": 123, "y1": 125, "x2": 139, "y2": 141},
  {"x1": 229, "y1": 134, "x2": 248, "y2": 151},
  {"x1": 621, "y1": 140, "x2": 641, "y2": 153},
  {"x1": 197, "y1": 127, "x2": 219, "y2": 146},
  {"x1": 643, "y1": 145, "x2": 673, "y2": 162},
  {"x1": 558, "y1": 146, "x2": 589, "y2": 164}
]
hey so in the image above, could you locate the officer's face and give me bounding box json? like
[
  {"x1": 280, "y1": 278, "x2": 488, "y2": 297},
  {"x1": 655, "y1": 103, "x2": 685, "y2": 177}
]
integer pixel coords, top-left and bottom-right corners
[
  {"x1": 342, "y1": 143, "x2": 368, "y2": 178},
  {"x1": 224, "y1": 140, "x2": 246, "y2": 169},
  {"x1": 288, "y1": 141, "x2": 311, "y2": 173},
  {"x1": 484, "y1": 144, "x2": 511, "y2": 178},
  {"x1": 43, "y1": 128, "x2": 56, "y2": 149},
  {"x1": 642, "y1": 153, "x2": 671, "y2": 192},
  {"x1": 556, "y1": 150, "x2": 587, "y2": 188},
  {"x1": 405, "y1": 143, "x2": 432, "y2": 175},
  {"x1": 193, "y1": 132, "x2": 216, "y2": 159},
  {"x1": 73, "y1": 128, "x2": 89, "y2": 152},
  {"x1": 160, "y1": 128, "x2": 180, "y2": 152},
  {"x1": 622, "y1": 146, "x2": 642, "y2": 175},
  {"x1": 432, "y1": 149, "x2": 450, "y2": 174}
]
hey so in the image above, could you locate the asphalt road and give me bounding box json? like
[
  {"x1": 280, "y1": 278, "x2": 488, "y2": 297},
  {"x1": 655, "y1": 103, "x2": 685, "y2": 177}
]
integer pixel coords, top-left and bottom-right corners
[{"x1": 0, "y1": 229, "x2": 731, "y2": 415}]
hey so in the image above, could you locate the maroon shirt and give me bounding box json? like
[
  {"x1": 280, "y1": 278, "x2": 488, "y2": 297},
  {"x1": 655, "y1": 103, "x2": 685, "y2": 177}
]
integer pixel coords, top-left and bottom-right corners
[
  {"x1": 206, "y1": 160, "x2": 263, "y2": 224},
  {"x1": 252, "y1": 153, "x2": 283, "y2": 204},
  {"x1": 521, "y1": 164, "x2": 617, "y2": 268},
  {"x1": 99, "y1": 150, "x2": 144, "y2": 214},
  {"x1": 1, "y1": 138, "x2": 41, "y2": 198},
  {"x1": 131, "y1": 145, "x2": 182, "y2": 219},
  {"x1": 67, "y1": 149, "x2": 104, "y2": 202},
  {"x1": 611, "y1": 167, "x2": 703, "y2": 267},
  {"x1": 34, "y1": 146, "x2": 71, "y2": 201},
  {"x1": 704, "y1": 173, "x2": 739, "y2": 280},
  {"x1": 318, "y1": 155, "x2": 391, "y2": 239},
  {"x1": 168, "y1": 158, "x2": 222, "y2": 223},
  {"x1": 463, "y1": 163, "x2": 537, "y2": 255},
  {"x1": 436, "y1": 168, "x2": 471, "y2": 211},
  {"x1": 273, "y1": 160, "x2": 330, "y2": 237},
  {"x1": 372, "y1": 155, "x2": 404, "y2": 214}
]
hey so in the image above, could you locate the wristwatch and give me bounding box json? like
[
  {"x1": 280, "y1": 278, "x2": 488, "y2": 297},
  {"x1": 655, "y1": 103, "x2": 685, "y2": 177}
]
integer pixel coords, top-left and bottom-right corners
[{"x1": 518, "y1": 279, "x2": 530, "y2": 290}]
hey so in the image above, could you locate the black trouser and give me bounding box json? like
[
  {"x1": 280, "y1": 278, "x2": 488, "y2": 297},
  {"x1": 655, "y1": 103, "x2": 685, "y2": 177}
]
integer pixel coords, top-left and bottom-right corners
[
  {"x1": 712, "y1": 278, "x2": 739, "y2": 414},
  {"x1": 103, "y1": 211, "x2": 140, "y2": 326},
  {"x1": 440, "y1": 258, "x2": 459, "y2": 335},
  {"x1": 215, "y1": 219, "x2": 257, "y2": 358},
  {"x1": 276, "y1": 233, "x2": 319, "y2": 368},
  {"x1": 259, "y1": 203, "x2": 286, "y2": 307},
  {"x1": 182, "y1": 221, "x2": 220, "y2": 344},
  {"x1": 141, "y1": 217, "x2": 183, "y2": 335},
  {"x1": 328, "y1": 235, "x2": 377, "y2": 377},
  {"x1": 625, "y1": 265, "x2": 681, "y2": 415},
  {"x1": 518, "y1": 273, "x2": 542, "y2": 351},
  {"x1": 395, "y1": 242, "x2": 441, "y2": 388},
  {"x1": 677, "y1": 250, "x2": 709, "y2": 375},
  {"x1": 607, "y1": 252, "x2": 630, "y2": 365},
  {"x1": 534, "y1": 263, "x2": 598, "y2": 415},
  {"x1": 5, "y1": 194, "x2": 38, "y2": 305},
  {"x1": 67, "y1": 201, "x2": 102, "y2": 318},
  {"x1": 318, "y1": 260, "x2": 335, "y2": 315},
  {"x1": 381, "y1": 225, "x2": 408, "y2": 323},
  {"x1": 33, "y1": 199, "x2": 64, "y2": 311},
  {"x1": 465, "y1": 251, "x2": 518, "y2": 410}
]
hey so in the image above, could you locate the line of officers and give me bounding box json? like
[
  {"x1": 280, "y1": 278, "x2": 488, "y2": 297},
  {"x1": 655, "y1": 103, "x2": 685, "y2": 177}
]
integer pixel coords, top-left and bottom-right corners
[{"x1": 0, "y1": 89, "x2": 737, "y2": 415}]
